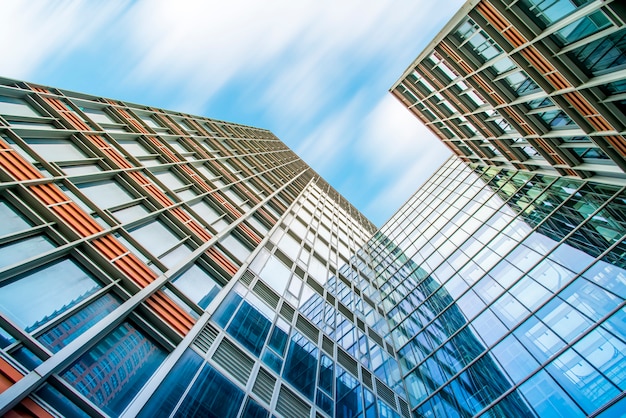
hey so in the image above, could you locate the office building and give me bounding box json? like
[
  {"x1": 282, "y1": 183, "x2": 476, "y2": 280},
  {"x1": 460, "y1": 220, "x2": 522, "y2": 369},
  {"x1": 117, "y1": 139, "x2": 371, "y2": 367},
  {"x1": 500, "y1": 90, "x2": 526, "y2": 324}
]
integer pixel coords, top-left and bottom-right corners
[
  {"x1": 387, "y1": 0, "x2": 626, "y2": 416},
  {"x1": 371, "y1": 157, "x2": 625, "y2": 417},
  {"x1": 0, "y1": 77, "x2": 412, "y2": 418},
  {"x1": 0, "y1": 0, "x2": 625, "y2": 415},
  {"x1": 391, "y1": 0, "x2": 626, "y2": 183}
]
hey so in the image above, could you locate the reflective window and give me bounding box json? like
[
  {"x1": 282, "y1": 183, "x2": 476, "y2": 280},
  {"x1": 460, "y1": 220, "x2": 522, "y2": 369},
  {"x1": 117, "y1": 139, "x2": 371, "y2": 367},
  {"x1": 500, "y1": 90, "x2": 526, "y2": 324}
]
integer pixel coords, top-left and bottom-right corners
[
  {"x1": 227, "y1": 300, "x2": 272, "y2": 356},
  {"x1": 171, "y1": 264, "x2": 221, "y2": 309},
  {"x1": 62, "y1": 322, "x2": 167, "y2": 416},
  {"x1": 38, "y1": 294, "x2": 120, "y2": 352},
  {"x1": 0, "y1": 200, "x2": 32, "y2": 236},
  {"x1": 283, "y1": 331, "x2": 318, "y2": 400},
  {"x1": 0, "y1": 258, "x2": 101, "y2": 332},
  {"x1": 553, "y1": 10, "x2": 612, "y2": 46},
  {"x1": 139, "y1": 349, "x2": 203, "y2": 418},
  {"x1": 0, "y1": 235, "x2": 55, "y2": 269},
  {"x1": 519, "y1": 0, "x2": 592, "y2": 28},
  {"x1": 175, "y1": 363, "x2": 244, "y2": 417},
  {"x1": 568, "y1": 28, "x2": 626, "y2": 76}
]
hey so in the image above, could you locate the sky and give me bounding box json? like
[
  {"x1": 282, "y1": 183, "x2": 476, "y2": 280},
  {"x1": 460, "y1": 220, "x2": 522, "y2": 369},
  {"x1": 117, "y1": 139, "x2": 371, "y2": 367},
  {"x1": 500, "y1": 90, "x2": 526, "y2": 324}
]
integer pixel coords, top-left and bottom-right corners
[{"x1": 0, "y1": 0, "x2": 464, "y2": 226}]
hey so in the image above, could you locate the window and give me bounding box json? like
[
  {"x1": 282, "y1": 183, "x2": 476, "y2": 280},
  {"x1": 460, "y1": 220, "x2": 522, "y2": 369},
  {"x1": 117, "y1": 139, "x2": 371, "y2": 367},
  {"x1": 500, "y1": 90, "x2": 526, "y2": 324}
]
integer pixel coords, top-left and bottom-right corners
[
  {"x1": 0, "y1": 96, "x2": 40, "y2": 118},
  {"x1": 80, "y1": 107, "x2": 116, "y2": 125},
  {"x1": 38, "y1": 294, "x2": 120, "y2": 352},
  {"x1": 171, "y1": 264, "x2": 221, "y2": 309},
  {"x1": 22, "y1": 138, "x2": 88, "y2": 162},
  {"x1": 62, "y1": 322, "x2": 167, "y2": 416},
  {"x1": 568, "y1": 28, "x2": 626, "y2": 76},
  {"x1": 0, "y1": 200, "x2": 32, "y2": 236},
  {"x1": 519, "y1": 0, "x2": 592, "y2": 29},
  {"x1": 77, "y1": 179, "x2": 135, "y2": 209},
  {"x1": 0, "y1": 258, "x2": 101, "y2": 332},
  {"x1": 127, "y1": 219, "x2": 192, "y2": 269},
  {"x1": 0, "y1": 235, "x2": 55, "y2": 269},
  {"x1": 503, "y1": 71, "x2": 540, "y2": 96},
  {"x1": 227, "y1": 300, "x2": 272, "y2": 356},
  {"x1": 553, "y1": 10, "x2": 612, "y2": 46}
]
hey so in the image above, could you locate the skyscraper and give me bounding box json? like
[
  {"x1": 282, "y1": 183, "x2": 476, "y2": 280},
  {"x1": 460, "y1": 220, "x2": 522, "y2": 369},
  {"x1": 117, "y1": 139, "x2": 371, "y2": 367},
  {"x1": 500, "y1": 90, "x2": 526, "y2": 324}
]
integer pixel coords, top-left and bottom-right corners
[
  {"x1": 0, "y1": 0, "x2": 625, "y2": 416},
  {"x1": 0, "y1": 77, "x2": 408, "y2": 417},
  {"x1": 370, "y1": 157, "x2": 625, "y2": 417},
  {"x1": 387, "y1": 0, "x2": 626, "y2": 416},
  {"x1": 391, "y1": 0, "x2": 626, "y2": 183}
]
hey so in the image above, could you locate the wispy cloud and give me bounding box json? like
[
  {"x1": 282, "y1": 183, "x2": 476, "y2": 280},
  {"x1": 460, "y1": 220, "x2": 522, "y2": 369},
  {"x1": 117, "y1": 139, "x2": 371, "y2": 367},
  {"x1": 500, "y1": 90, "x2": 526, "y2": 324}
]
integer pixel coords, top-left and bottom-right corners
[
  {"x1": 3, "y1": 0, "x2": 464, "y2": 225},
  {"x1": 0, "y1": 1, "x2": 129, "y2": 79}
]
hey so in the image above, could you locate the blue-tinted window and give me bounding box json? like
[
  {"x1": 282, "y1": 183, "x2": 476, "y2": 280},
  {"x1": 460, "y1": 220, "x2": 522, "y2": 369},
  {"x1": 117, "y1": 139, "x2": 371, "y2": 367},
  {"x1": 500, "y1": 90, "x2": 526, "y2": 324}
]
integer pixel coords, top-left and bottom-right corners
[
  {"x1": 38, "y1": 294, "x2": 120, "y2": 352},
  {"x1": 262, "y1": 350, "x2": 282, "y2": 374},
  {"x1": 175, "y1": 363, "x2": 244, "y2": 417},
  {"x1": 0, "y1": 235, "x2": 55, "y2": 269},
  {"x1": 268, "y1": 324, "x2": 288, "y2": 355},
  {"x1": 172, "y1": 264, "x2": 221, "y2": 309},
  {"x1": 0, "y1": 200, "x2": 32, "y2": 236},
  {"x1": 336, "y1": 366, "x2": 362, "y2": 418},
  {"x1": 283, "y1": 332, "x2": 318, "y2": 400},
  {"x1": 227, "y1": 301, "x2": 271, "y2": 356},
  {"x1": 519, "y1": 370, "x2": 585, "y2": 417},
  {"x1": 139, "y1": 349, "x2": 203, "y2": 418},
  {"x1": 36, "y1": 384, "x2": 90, "y2": 418},
  {"x1": 214, "y1": 291, "x2": 243, "y2": 327},
  {"x1": 316, "y1": 389, "x2": 333, "y2": 416},
  {"x1": 568, "y1": 28, "x2": 626, "y2": 76},
  {"x1": 319, "y1": 354, "x2": 334, "y2": 395},
  {"x1": 62, "y1": 322, "x2": 167, "y2": 416},
  {"x1": 241, "y1": 398, "x2": 269, "y2": 418},
  {"x1": 0, "y1": 258, "x2": 101, "y2": 332}
]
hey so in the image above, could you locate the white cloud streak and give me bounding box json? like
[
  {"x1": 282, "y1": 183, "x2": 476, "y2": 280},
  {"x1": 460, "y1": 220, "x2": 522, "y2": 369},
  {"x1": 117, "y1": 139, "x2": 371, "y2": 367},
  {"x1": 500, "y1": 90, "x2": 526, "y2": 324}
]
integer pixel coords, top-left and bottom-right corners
[
  {"x1": 0, "y1": 1, "x2": 129, "y2": 78},
  {"x1": 2, "y1": 0, "x2": 464, "y2": 224}
]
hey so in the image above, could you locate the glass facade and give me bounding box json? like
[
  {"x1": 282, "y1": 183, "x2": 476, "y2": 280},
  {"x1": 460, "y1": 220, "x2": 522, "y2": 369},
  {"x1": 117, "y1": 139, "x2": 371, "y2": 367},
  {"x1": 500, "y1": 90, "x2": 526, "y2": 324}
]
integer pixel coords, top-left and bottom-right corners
[
  {"x1": 392, "y1": 0, "x2": 626, "y2": 183},
  {"x1": 371, "y1": 157, "x2": 625, "y2": 417},
  {"x1": 0, "y1": 0, "x2": 625, "y2": 413}
]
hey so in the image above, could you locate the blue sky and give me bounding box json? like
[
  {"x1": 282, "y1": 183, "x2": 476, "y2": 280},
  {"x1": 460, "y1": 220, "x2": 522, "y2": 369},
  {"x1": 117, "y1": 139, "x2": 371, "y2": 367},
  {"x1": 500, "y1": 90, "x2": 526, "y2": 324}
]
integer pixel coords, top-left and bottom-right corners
[{"x1": 1, "y1": 0, "x2": 464, "y2": 226}]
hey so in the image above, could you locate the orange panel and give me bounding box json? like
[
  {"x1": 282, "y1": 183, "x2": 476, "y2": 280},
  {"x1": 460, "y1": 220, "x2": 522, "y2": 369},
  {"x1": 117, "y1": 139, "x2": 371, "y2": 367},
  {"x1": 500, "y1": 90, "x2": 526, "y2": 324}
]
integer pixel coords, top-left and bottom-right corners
[
  {"x1": 476, "y1": 1, "x2": 527, "y2": 48},
  {"x1": 206, "y1": 247, "x2": 239, "y2": 276},
  {"x1": 606, "y1": 136, "x2": 626, "y2": 157},
  {"x1": 145, "y1": 291, "x2": 195, "y2": 335},
  {"x1": 0, "y1": 149, "x2": 44, "y2": 181}
]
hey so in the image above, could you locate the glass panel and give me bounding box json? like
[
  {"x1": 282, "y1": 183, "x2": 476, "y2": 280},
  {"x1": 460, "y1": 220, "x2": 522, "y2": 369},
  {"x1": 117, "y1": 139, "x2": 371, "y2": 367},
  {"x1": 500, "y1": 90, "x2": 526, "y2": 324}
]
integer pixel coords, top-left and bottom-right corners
[
  {"x1": 77, "y1": 180, "x2": 135, "y2": 209},
  {"x1": 553, "y1": 10, "x2": 612, "y2": 46},
  {"x1": 0, "y1": 200, "x2": 32, "y2": 236},
  {"x1": 38, "y1": 294, "x2": 120, "y2": 352},
  {"x1": 62, "y1": 322, "x2": 167, "y2": 416},
  {"x1": 0, "y1": 96, "x2": 40, "y2": 117},
  {"x1": 138, "y1": 349, "x2": 203, "y2": 418},
  {"x1": 283, "y1": 331, "x2": 318, "y2": 400},
  {"x1": 24, "y1": 138, "x2": 87, "y2": 162},
  {"x1": 241, "y1": 398, "x2": 269, "y2": 418},
  {"x1": 519, "y1": 370, "x2": 585, "y2": 417},
  {"x1": 568, "y1": 28, "x2": 626, "y2": 76},
  {"x1": 227, "y1": 300, "x2": 272, "y2": 356},
  {"x1": 129, "y1": 220, "x2": 181, "y2": 257},
  {"x1": 259, "y1": 255, "x2": 291, "y2": 295},
  {"x1": 171, "y1": 264, "x2": 221, "y2": 309},
  {"x1": 175, "y1": 363, "x2": 244, "y2": 417},
  {"x1": 0, "y1": 258, "x2": 101, "y2": 331},
  {"x1": 0, "y1": 235, "x2": 55, "y2": 269}
]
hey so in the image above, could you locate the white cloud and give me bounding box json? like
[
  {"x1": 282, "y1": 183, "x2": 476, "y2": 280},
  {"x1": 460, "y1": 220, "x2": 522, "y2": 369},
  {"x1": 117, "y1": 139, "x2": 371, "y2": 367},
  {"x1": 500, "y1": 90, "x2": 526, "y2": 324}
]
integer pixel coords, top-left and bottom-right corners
[
  {"x1": 0, "y1": 1, "x2": 128, "y2": 78},
  {"x1": 2, "y1": 0, "x2": 465, "y2": 224}
]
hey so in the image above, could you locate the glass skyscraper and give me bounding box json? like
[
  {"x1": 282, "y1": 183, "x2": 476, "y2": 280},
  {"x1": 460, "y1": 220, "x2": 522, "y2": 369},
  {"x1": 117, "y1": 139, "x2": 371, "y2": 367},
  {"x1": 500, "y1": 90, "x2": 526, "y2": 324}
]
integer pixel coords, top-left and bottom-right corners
[
  {"x1": 0, "y1": 0, "x2": 625, "y2": 416},
  {"x1": 391, "y1": 0, "x2": 626, "y2": 183},
  {"x1": 371, "y1": 157, "x2": 625, "y2": 417}
]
